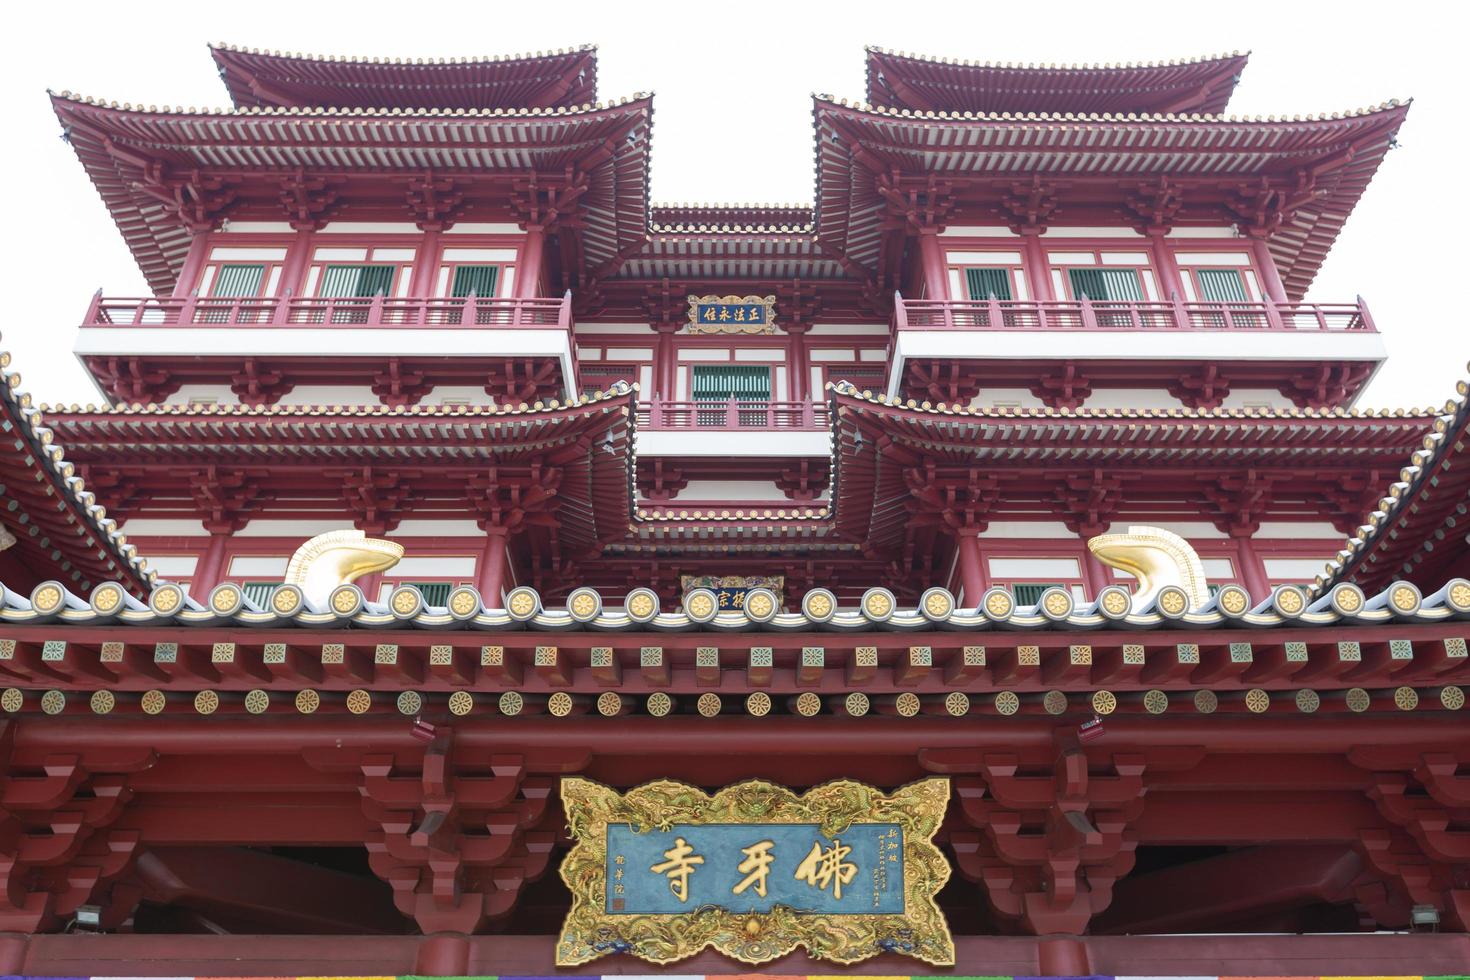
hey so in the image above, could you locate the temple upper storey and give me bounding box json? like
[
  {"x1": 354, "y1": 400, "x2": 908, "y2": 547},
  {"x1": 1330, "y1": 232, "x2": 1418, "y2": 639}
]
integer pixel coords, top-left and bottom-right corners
[
  {"x1": 864, "y1": 47, "x2": 1250, "y2": 115},
  {"x1": 210, "y1": 43, "x2": 599, "y2": 110}
]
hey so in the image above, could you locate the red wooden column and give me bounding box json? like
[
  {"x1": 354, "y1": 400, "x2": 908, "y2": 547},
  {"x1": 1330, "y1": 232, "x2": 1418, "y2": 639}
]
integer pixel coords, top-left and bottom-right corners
[
  {"x1": 190, "y1": 523, "x2": 235, "y2": 595},
  {"x1": 515, "y1": 225, "x2": 546, "y2": 298},
  {"x1": 406, "y1": 229, "x2": 442, "y2": 297},
  {"x1": 171, "y1": 235, "x2": 211, "y2": 299},
  {"x1": 955, "y1": 528, "x2": 987, "y2": 607},
  {"x1": 1234, "y1": 533, "x2": 1272, "y2": 601},
  {"x1": 917, "y1": 229, "x2": 948, "y2": 299},
  {"x1": 1081, "y1": 544, "x2": 1113, "y2": 599},
  {"x1": 476, "y1": 528, "x2": 510, "y2": 609},
  {"x1": 1250, "y1": 235, "x2": 1290, "y2": 304},
  {"x1": 786, "y1": 323, "x2": 811, "y2": 400},
  {"x1": 1148, "y1": 230, "x2": 1185, "y2": 300},
  {"x1": 652, "y1": 322, "x2": 679, "y2": 400},
  {"x1": 277, "y1": 228, "x2": 314, "y2": 300},
  {"x1": 1019, "y1": 229, "x2": 1055, "y2": 301}
]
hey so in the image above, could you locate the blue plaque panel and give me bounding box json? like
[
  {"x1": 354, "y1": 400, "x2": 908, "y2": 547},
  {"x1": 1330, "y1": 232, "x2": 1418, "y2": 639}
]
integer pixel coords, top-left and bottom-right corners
[
  {"x1": 695, "y1": 303, "x2": 768, "y2": 326},
  {"x1": 605, "y1": 821, "x2": 904, "y2": 915}
]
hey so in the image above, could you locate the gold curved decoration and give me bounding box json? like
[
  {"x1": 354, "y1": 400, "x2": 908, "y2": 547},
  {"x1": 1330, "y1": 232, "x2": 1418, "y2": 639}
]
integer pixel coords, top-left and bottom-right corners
[
  {"x1": 557, "y1": 776, "x2": 953, "y2": 967},
  {"x1": 283, "y1": 529, "x2": 404, "y2": 607},
  {"x1": 1087, "y1": 524, "x2": 1210, "y2": 612}
]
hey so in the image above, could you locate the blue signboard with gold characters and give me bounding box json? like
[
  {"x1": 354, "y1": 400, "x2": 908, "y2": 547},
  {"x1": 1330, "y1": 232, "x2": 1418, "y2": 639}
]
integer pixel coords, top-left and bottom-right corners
[
  {"x1": 687, "y1": 294, "x2": 777, "y2": 334},
  {"x1": 557, "y1": 777, "x2": 953, "y2": 967}
]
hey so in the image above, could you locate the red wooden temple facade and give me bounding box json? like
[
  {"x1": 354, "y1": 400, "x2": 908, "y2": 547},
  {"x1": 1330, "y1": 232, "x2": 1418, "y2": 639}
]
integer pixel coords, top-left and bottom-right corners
[{"x1": 0, "y1": 43, "x2": 1466, "y2": 977}]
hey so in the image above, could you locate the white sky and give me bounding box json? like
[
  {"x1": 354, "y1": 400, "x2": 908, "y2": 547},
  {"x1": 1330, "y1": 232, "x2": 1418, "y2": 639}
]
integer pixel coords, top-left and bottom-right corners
[{"x1": 2, "y1": 0, "x2": 1466, "y2": 408}]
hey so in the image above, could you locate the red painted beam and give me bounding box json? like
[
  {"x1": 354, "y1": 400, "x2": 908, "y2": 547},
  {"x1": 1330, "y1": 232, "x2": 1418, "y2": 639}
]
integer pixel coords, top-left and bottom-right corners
[
  {"x1": 11, "y1": 715, "x2": 1470, "y2": 758},
  {"x1": 3, "y1": 931, "x2": 1469, "y2": 978}
]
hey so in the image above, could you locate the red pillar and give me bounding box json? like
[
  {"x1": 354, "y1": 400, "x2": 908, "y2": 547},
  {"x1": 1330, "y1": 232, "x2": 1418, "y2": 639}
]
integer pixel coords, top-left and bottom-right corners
[
  {"x1": 955, "y1": 528, "x2": 986, "y2": 606},
  {"x1": 1251, "y1": 235, "x2": 1290, "y2": 303},
  {"x1": 917, "y1": 229, "x2": 948, "y2": 299},
  {"x1": 1234, "y1": 533, "x2": 1272, "y2": 601},
  {"x1": 1081, "y1": 543, "x2": 1112, "y2": 600},
  {"x1": 190, "y1": 529, "x2": 231, "y2": 596},
  {"x1": 414, "y1": 933, "x2": 470, "y2": 976},
  {"x1": 1019, "y1": 229, "x2": 1055, "y2": 301},
  {"x1": 786, "y1": 324, "x2": 811, "y2": 400},
  {"x1": 653, "y1": 323, "x2": 679, "y2": 400},
  {"x1": 1148, "y1": 230, "x2": 1184, "y2": 300},
  {"x1": 277, "y1": 228, "x2": 314, "y2": 299},
  {"x1": 476, "y1": 528, "x2": 509, "y2": 609},
  {"x1": 406, "y1": 228, "x2": 442, "y2": 297},
  {"x1": 1037, "y1": 937, "x2": 1091, "y2": 976},
  {"x1": 171, "y1": 234, "x2": 211, "y2": 299},
  {"x1": 515, "y1": 225, "x2": 546, "y2": 298}
]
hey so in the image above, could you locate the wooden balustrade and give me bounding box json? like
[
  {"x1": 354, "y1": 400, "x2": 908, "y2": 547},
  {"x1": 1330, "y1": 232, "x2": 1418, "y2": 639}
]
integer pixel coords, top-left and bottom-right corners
[
  {"x1": 636, "y1": 399, "x2": 828, "y2": 430},
  {"x1": 81, "y1": 291, "x2": 573, "y2": 330},
  {"x1": 891, "y1": 293, "x2": 1377, "y2": 333}
]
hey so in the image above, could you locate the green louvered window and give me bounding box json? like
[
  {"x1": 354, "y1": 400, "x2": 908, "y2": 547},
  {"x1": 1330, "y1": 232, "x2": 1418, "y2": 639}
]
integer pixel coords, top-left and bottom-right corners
[
  {"x1": 201, "y1": 263, "x2": 267, "y2": 323},
  {"x1": 692, "y1": 365, "x2": 771, "y2": 426},
  {"x1": 965, "y1": 268, "x2": 1013, "y2": 300},
  {"x1": 450, "y1": 265, "x2": 501, "y2": 297},
  {"x1": 241, "y1": 582, "x2": 276, "y2": 609},
  {"x1": 1196, "y1": 269, "x2": 1250, "y2": 303},
  {"x1": 692, "y1": 365, "x2": 771, "y2": 401},
  {"x1": 1068, "y1": 268, "x2": 1145, "y2": 301},
  {"x1": 319, "y1": 264, "x2": 396, "y2": 298},
  {"x1": 405, "y1": 581, "x2": 454, "y2": 605},
  {"x1": 210, "y1": 263, "x2": 265, "y2": 297},
  {"x1": 1012, "y1": 583, "x2": 1062, "y2": 606}
]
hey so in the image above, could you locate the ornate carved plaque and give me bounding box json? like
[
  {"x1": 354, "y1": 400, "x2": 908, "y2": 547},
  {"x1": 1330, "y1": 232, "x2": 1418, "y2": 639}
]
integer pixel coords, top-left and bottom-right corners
[
  {"x1": 557, "y1": 776, "x2": 953, "y2": 966},
  {"x1": 687, "y1": 294, "x2": 777, "y2": 334}
]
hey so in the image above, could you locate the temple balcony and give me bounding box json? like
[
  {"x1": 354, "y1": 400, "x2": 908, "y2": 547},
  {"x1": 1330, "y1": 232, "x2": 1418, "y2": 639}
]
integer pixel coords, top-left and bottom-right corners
[
  {"x1": 74, "y1": 291, "x2": 576, "y2": 406},
  {"x1": 634, "y1": 397, "x2": 831, "y2": 457},
  {"x1": 890, "y1": 294, "x2": 1388, "y2": 409}
]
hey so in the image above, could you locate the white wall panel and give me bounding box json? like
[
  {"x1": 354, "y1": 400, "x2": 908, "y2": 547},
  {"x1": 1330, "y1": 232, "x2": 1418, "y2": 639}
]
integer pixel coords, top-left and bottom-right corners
[
  {"x1": 391, "y1": 556, "x2": 478, "y2": 576},
  {"x1": 989, "y1": 557, "x2": 1082, "y2": 578},
  {"x1": 228, "y1": 556, "x2": 289, "y2": 576}
]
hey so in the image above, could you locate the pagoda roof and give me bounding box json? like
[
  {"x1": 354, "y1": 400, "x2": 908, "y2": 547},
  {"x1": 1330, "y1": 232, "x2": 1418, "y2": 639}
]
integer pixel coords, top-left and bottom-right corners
[
  {"x1": 813, "y1": 97, "x2": 1410, "y2": 300},
  {"x1": 865, "y1": 47, "x2": 1249, "y2": 116},
  {"x1": 650, "y1": 203, "x2": 814, "y2": 231},
  {"x1": 43, "y1": 386, "x2": 637, "y2": 554},
  {"x1": 211, "y1": 43, "x2": 599, "y2": 110},
  {"x1": 50, "y1": 92, "x2": 652, "y2": 295},
  {"x1": 0, "y1": 340, "x2": 154, "y2": 596},
  {"x1": 44, "y1": 385, "x2": 1438, "y2": 565},
  {"x1": 1319, "y1": 366, "x2": 1470, "y2": 595},
  {"x1": 826, "y1": 382, "x2": 1438, "y2": 550},
  {"x1": 614, "y1": 228, "x2": 845, "y2": 281}
]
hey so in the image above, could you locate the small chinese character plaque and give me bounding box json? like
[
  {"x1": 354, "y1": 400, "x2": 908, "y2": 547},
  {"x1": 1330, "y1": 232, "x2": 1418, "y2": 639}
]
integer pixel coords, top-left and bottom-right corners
[
  {"x1": 557, "y1": 776, "x2": 952, "y2": 966},
  {"x1": 686, "y1": 294, "x2": 777, "y2": 335}
]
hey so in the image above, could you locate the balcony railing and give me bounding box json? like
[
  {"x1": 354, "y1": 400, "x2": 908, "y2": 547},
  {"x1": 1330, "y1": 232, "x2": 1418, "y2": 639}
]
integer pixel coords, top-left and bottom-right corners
[
  {"x1": 638, "y1": 399, "x2": 829, "y2": 430},
  {"x1": 81, "y1": 291, "x2": 573, "y2": 330},
  {"x1": 893, "y1": 294, "x2": 1377, "y2": 333}
]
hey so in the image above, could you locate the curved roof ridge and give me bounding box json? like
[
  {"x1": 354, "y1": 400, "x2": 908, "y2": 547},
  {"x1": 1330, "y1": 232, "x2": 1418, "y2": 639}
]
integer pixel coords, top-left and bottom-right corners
[
  {"x1": 49, "y1": 87, "x2": 648, "y2": 118},
  {"x1": 0, "y1": 337, "x2": 155, "y2": 593},
  {"x1": 814, "y1": 91, "x2": 1411, "y2": 125},
  {"x1": 827, "y1": 381, "x2": 1439, "y2": 422},
  {"x1": 209, "y1": 40, "x2": 597, "y2": 66},
  {"x1": 1315, "y1": 365, "x2": 1470, "y2": 594},
  {"x1": 865, "y1": 44, "x2": 1248, "y2": 72},
  {"x1": 40, "y1": 382, "x2": 638, "y2": 419}
]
